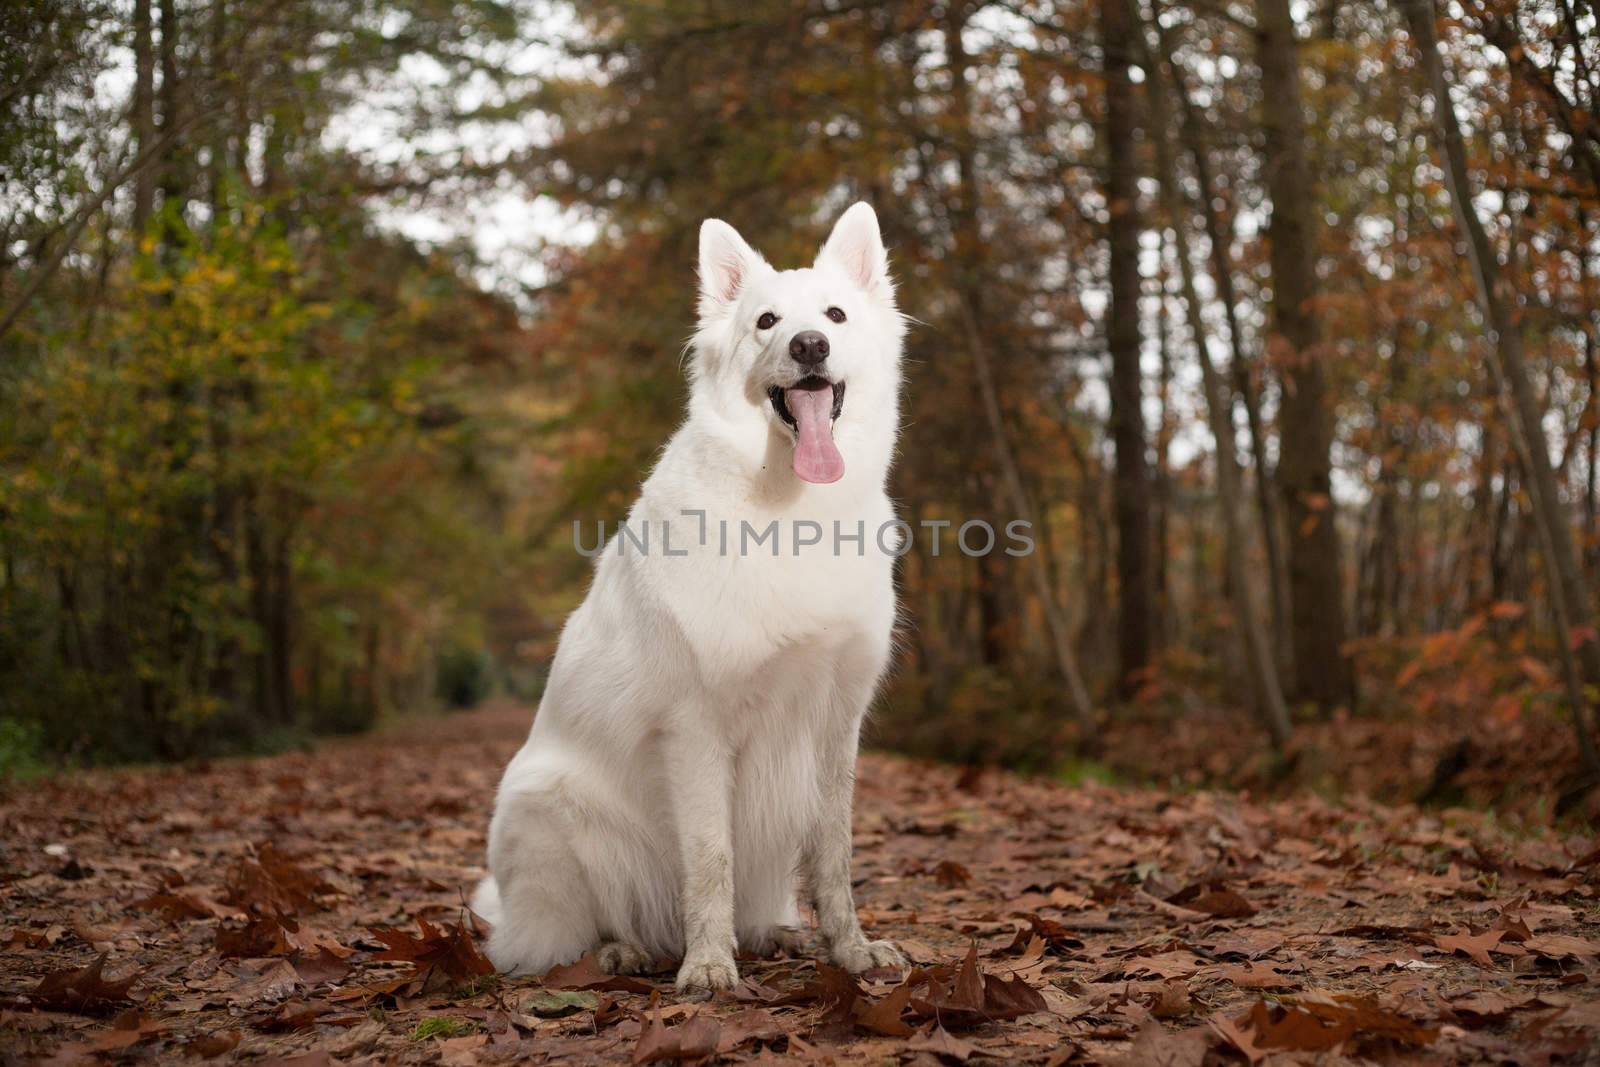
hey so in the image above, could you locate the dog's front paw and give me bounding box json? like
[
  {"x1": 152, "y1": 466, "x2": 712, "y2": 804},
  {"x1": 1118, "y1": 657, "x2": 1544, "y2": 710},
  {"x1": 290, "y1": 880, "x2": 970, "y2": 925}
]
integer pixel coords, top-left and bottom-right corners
[
  {"x1": 829, "y1": 937, "x2": 907, "y2": 974},
  {"x1": 675, "y1": 953, "x2": 739, "y2": 997}
]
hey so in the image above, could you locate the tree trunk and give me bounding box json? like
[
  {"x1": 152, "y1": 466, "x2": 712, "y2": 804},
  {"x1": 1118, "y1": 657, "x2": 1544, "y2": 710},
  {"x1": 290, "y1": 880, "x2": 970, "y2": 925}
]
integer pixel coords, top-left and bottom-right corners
[
  {"x1": 1163, "y1": 32, "x2": 1293, "y2": 679},
  {"x1": 157, "y1": 0, "x2": 185, "y2": 238},
  {"x1": 132, "y1": 0, "x2": 156, "y2": 234},
  {"x1": 944, "y1": 7, "x2": 1096, "y2": 728},
  {"x1": 1103, "y1": 0, "x2": 1155, "y2": 696},
  {"x1": 1403, "y1": 0, "x2": 1600, "y2": 778},
  {"x1": 1141, "y1": 8, "x2": 1293, "y2": 748},
  {"x1": 1255, "y1": 0, "x2": 1355, "y2": 709},
  {"x1": 1153, "y1": 244, "x2": 1173, "y2": 650}
]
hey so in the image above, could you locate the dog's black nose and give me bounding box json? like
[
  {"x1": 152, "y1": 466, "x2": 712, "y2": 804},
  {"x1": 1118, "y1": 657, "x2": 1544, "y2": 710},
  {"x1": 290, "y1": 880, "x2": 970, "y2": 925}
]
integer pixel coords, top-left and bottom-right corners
[{"x1": 788, "y1": 330, "x2": 830, "y2": 367}]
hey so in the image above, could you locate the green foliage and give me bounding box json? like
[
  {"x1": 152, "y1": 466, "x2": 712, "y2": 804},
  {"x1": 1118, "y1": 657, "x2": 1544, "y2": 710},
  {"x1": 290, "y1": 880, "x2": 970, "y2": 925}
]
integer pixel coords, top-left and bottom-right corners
[
  {"x1": 0, "y1": 719, "x2": 46, "y2": 779},
  {"x1": 435, "y1": 643, "x2": 496, "y2": 710},
  {"x1": 0, "y1": 201, "x2": 523, "y2": 761},
  {"x1": 410, "y1": 1017, "x2": 475, "y2": 1041}
]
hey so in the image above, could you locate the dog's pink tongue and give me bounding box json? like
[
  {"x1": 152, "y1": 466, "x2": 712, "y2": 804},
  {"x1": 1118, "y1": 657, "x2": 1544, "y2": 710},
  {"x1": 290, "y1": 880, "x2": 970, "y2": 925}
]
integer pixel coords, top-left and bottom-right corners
[{"x1": 787, "y1": 386, "x2": 844, "y2": 484}]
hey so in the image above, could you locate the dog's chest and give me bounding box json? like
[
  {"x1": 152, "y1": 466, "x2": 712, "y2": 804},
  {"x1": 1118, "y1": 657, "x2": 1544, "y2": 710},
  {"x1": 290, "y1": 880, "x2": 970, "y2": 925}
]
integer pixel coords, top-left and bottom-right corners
[{"x1": 640, "y1": 508, "x2": 894, "y2": 683}]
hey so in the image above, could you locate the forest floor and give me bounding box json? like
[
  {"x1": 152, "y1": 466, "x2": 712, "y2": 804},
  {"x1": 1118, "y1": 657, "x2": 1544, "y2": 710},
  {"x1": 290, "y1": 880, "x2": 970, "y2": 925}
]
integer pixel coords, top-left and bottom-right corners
[{"x1": 2, "y1": 703, "x2": 1598, "y2": 1066}]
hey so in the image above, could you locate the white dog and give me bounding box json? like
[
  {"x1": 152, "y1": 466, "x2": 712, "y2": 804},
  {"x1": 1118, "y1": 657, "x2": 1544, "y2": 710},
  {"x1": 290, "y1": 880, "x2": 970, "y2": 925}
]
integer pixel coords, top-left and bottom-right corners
[{"x1": 473, "y1": 202, "x2": 908, "y2": 994}]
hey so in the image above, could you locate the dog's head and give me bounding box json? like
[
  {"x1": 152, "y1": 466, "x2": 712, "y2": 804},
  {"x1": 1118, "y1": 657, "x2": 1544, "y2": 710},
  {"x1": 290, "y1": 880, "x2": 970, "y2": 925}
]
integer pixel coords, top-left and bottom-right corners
[{"x1": 689, "y1": 202, "x2": 905, "y2": 486}]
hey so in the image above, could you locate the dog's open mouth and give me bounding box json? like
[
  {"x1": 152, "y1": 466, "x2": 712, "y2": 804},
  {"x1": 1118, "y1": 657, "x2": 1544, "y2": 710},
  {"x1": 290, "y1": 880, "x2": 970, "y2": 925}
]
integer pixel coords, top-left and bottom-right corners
[{"x1": 767, "y1": 377, "x2": 846, "y2": 484}]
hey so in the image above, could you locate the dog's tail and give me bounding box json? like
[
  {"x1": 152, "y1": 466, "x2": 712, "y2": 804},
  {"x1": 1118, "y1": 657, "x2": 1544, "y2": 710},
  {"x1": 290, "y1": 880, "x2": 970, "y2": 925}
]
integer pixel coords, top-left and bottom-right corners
[{"x1": 469, "y1": 876, "x2": 503, "y2": 928}]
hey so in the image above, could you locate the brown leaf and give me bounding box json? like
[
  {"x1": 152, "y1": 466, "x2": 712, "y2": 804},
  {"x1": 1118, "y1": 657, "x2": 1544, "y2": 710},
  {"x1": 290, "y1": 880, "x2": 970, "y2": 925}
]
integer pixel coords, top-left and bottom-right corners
[
  {"x1": 1169, "y1": 883, "x2": 1257, "y2": 919},
  {"x1": 1210, "y1": 996, "x2": 1437, "y2": 1061},
  {"x1": 543, "y1": 953, "x2": 655, "y2": 993},
  {"x1": 371, "y1": 916, "x2": 494, "y2": 986},
  {"x1": 856, "y1": 979, "x2": 916, "y2": 1037},
  {"x1": 1149, "y1": 979, "x2": 1194, "y2": 1019},
  {"x1": 714, "y1": 1008, "x2": 785, "y2": 1052},
  {"x1": 30, "y1": 954, "x2": 139, "y2": 1015},
  {"x1": 980, "y1": 971, "x2": 1048, "y2": 1019},
  {"x1": 82, "y1": 1011, "x2": 165, "y2": 1051},
  {"x1": 223, "y1": 843, "x2": 334, "y2": 916},
  {"x1": 632, "y1": 1007, "x2": 721, "y2": 1064},
  {"x1": 182, "y1": 1031, "x2": 242, "y2": 1058},
  {"x1": 906, "y1": 1025, "x2": 982, "y2": 1062},
  {"x1": 1435, "y1": 928, "x2": 1504, "y2": 967},
  {"x1": 1210, "y1": 962, "x2": 1301, "y2": 990},
  {"x1": 133, "y1": 891, "x2": 240, "y2": 922},
  {"x1": 1110, "y1": 1020, "x2": 1209, "y2": 1067},
  {"x1": 291, "y1": 946, "x2": 354, "y2": 986},
  {"x1": 1524, "y1": 934, "x2": 1600, "y2": 960}
]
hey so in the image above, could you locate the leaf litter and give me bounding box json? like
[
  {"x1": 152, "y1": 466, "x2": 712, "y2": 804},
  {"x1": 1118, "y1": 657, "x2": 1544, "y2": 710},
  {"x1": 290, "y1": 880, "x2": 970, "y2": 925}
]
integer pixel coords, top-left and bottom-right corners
[{"x1": 0, "y1": 703, "x2": 1596, "y2": 1063}]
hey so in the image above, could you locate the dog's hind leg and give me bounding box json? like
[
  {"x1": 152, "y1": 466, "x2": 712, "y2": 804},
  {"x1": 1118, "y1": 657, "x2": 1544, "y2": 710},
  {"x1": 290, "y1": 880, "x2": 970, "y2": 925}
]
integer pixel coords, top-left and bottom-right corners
[
  {"x1": 483, "y1": 788, "x2": 598, "y2": 975},
  {"x1": 596, "y1": 941, "x2": 653, "y2": 975}
]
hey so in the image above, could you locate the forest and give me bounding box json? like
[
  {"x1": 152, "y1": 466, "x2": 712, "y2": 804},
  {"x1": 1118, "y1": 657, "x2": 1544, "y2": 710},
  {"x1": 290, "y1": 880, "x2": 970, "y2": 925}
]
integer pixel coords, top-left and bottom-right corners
[
  {"x1": 5, "y1": 0, "x2": 1600, "y2": 823},
  {"x1": 5, "y1": 3, "x2": 1600, "y2": 1063}
]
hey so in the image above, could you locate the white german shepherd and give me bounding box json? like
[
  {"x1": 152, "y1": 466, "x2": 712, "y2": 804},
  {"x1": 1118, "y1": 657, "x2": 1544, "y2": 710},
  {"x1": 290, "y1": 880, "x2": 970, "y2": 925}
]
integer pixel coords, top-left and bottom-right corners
[{"x1": 473, "y1": 203, "x2": 908, "y2": 994}]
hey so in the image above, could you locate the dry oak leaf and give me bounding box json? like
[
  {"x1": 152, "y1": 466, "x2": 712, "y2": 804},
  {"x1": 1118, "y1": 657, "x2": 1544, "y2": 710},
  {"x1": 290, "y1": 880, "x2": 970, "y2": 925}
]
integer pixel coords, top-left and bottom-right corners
[
  {"x1": 543, "y1": 953, "x2": 656, "y2": 993},
  {"x1": 217, "y1": 911, "x2": 350, "y2": 960},
  {"x1": 29, "y1": 953, "x2": 140, "y2": 1015},
  {"x1": 1168, "y1": 882, "x2": 1257, "y2": 919},
  {"x1": 906, "y1": 1024, "x2": 983, "y2": 1062},
  {"x1": 1434, "y1": 927, "x2": 1505, "y2": 967},
  {"x1": 632, "y1": 1003, "x2": 721, "y2": 1064},
  {"x1": 713, "y1": 1008, "x2": 786, "y2": 1053},
  {"x1": 80, "y1": 1010, "x2": 166, "y2": 1052},
  {"x1": 182, "y1": 1030, "x2": 242, "y2": 1058},
  {"x1": 1209, "y1": 963, "x2": 1301, "y2": 990},
  {"x1": 1524, "y1": 934, "x2": 1600, "y2": 960},
  {"x1": 906, "y1": 945, "x2": 1049, "y2": 1027},
  {"x1": 133, "y1": 890, "x2": 241, "y2": 922},
  {"x1": 370, "y1": 916, "x2": 494, "y2": 990},
  {"x1": 223, "y1": 843, "x2": 335, "y2": 916},
  {"x1": 1211, "y1": 996, "x2": 1438, "y2": 1063}
]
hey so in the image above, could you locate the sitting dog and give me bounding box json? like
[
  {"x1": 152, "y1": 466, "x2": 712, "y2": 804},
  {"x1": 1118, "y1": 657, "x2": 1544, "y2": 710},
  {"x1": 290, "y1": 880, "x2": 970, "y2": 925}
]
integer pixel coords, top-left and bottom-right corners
[{"x1": 473, "y1": 202, "x2": 908, "y2": 994}]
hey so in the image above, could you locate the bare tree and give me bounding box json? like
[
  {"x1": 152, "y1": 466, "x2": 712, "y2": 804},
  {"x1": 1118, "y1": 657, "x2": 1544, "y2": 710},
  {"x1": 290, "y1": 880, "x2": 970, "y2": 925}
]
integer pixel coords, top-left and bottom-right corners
[
  {"x1": 1140, "y1": 1, "x2": 1293, "y2": 748},
  {"x1": 1401, "y1": 0, "x2": 1600, "y2": 783},
  {"x1": 132, "y1": 0, "x2": 155, "y2": 234},
  {"x1": 1255, "y1": 0, "x2": 1356, "y2": 709},
  {"x1": 1103, "y1": 0, "x2": 1156, "y2": 696},
  {"x1": 944, "y1": 4, "x2": 1096, "y2": 727}
]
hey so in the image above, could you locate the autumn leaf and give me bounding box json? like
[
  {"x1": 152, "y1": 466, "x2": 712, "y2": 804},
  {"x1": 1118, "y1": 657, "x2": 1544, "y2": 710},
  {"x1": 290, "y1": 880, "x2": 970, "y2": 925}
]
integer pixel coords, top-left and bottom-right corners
[
  {"x1": 370, "y1": 916, "x2": 494, "y2": 991},
  {"x1": 1170, "y1": 884, "x2": 1257, "y2": 919},
  {"x1": 542, "y1": 953, "x2": 656, "y2": 994},
  {"x1": 1524, "y1": 934, "x2": 1600, "y2": 960},
  {"x1": 1434, "y1": 928, "x2": 1504, "y2": 968},
  {"x1": 223, "y1": 843, "x2": 335, "y2": 916},
  {"x1": 29, "y1": 954, "x2": 140, "y2": 1015},
  {"x1": 906, "y1": 1024, "x2": 982, "y2": 1062},
  {"x1": 631, "y1": 1003, "x2": 721, "y2": 1065}
]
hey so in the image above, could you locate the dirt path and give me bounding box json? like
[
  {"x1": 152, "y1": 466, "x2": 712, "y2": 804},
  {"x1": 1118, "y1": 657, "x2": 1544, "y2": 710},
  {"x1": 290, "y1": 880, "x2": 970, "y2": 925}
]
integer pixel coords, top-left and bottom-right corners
[{"x1": 2, "y1": 704, "x2": 1597, "y2": 1064}]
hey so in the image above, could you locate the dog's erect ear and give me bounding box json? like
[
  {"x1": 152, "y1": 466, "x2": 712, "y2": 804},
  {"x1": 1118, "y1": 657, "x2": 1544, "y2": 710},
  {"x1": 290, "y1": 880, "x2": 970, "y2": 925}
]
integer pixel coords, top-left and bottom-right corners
[
  {"x1": 698, "y1": 219, "x2": 765, "y2": 316},
  {"x1": 816, "y1": 202, "x2": 891, "y2": 302}
]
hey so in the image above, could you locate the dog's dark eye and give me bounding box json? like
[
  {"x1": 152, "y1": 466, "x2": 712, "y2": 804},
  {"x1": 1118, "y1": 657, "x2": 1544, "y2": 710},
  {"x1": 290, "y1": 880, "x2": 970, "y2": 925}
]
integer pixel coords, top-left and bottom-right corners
[
  {"x1": 826, "y1": 306, "x2": 847, "y2": 324},
  {"x1": 757, "y1": 312, "x2": 778, "y2": 330}
]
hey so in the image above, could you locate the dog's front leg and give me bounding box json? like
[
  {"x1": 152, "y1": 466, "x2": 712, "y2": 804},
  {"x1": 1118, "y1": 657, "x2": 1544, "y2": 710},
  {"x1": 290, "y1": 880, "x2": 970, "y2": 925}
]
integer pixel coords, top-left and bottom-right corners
[
  {"x1": 802, "y1": 713, "x2": 906, "y2": 974},
  {"x1": 666, "y1": 717, "x2": 739, "y2": 996}
]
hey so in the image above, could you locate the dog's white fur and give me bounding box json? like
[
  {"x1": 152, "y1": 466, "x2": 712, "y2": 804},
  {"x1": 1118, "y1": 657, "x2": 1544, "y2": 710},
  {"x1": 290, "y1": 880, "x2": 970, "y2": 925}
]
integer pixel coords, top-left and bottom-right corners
[{"x1": 473, "y1": 203, "x2": 907, "y2": 994}]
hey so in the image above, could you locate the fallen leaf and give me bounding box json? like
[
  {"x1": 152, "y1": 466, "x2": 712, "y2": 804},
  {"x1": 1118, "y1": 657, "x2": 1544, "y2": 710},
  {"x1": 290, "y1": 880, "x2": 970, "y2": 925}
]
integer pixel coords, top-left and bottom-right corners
[
  {"x1": 30, "y1": 954, "x2": 139, "y2": 1014},
  {"x1": 632, "y1": 1006, "x2": 720, "y2": 1064},
  {"x1": 906, "y1": 1024, "x2": 982, "y2": 1062},
  {"x1": 543, "y1": 953, "x2": 655, "y2": 993},
  {"x1": 1435, "y1": 928, "x2": 1504, "y2": 967}
]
